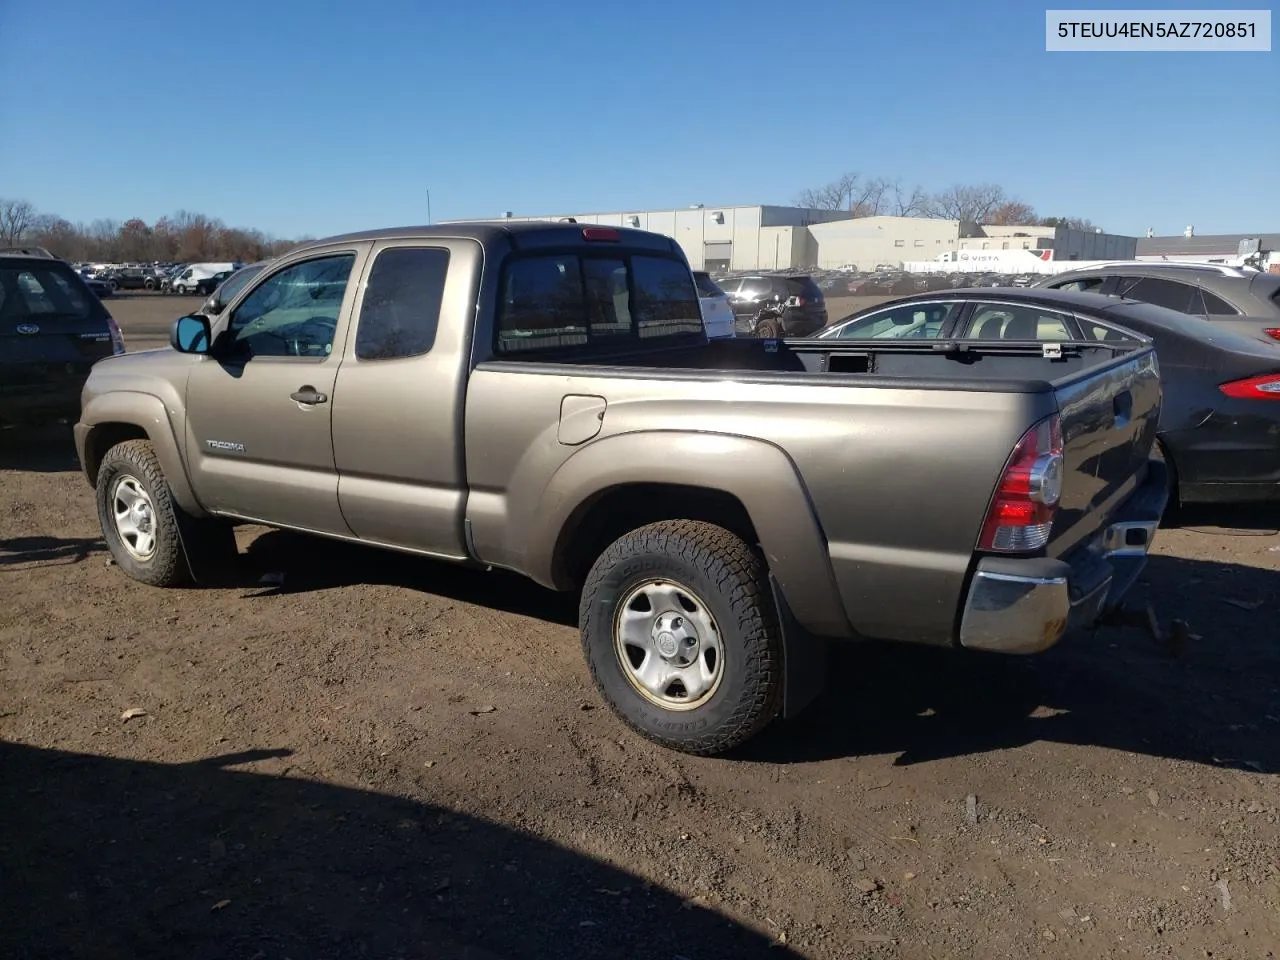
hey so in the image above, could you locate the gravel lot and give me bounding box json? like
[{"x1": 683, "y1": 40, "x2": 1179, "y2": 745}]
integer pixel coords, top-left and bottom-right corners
[{"x1": 1, "y1": 295, "x2": 1278, "y2": 960}]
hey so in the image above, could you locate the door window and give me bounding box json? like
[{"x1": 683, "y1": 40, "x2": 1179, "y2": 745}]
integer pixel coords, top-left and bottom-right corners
[
  {"x1": 1116, "y1": 277, "x2": 1197, "y2": 313},
  {"x1": 1050, "y1": 276, "x2": 1105, "y2": 294},
  {"x1": 827, "y1": 301, "x2": 959, "y2": 339},
  {"x1": 355, "y1": 247, "x2": 450, "y2": 360},
  {"x1": 966, "y1": 304, "x2": 1073, "y2": 340},
  {"x1": 225, "y1": 253, "x2": 355, "y2": 358}
]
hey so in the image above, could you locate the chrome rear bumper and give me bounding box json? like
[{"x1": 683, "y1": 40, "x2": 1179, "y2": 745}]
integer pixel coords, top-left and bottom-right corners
[{"x1": 958, "y1": 458, "x2": 1167, "y2": 655}]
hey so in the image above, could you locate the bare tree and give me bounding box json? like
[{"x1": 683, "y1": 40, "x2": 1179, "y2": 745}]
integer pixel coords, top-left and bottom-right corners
[
  {"x1": 796, "y1": 172, "x2": 866, "y2": 212},
  {"x1": 0, "y1": 199, "x2": 37, "y2": 245},
  {"x1": 1040, "y1": 216, "x2": 1101, "y2": 232},
  {"x1": 987, "y1": 200, "x2": 1038, "y2": 225},
  {"x1": 923, "y1": 183, "x2": 1010, "y2": 223},
  {"x1": 886, "y1": 181, "x2": 929, "y2": 217}
]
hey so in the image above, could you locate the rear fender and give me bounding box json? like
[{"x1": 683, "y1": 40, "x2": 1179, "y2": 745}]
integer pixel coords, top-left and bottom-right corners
[
  {"x1": 77, "y1": 391, "x2": 206, "y2": 517},
  {"x1": 525, "y1": 431, "x2": 850, "y2": 638}
]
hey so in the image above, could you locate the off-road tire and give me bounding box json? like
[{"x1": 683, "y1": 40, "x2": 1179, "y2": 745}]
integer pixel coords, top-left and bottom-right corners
[
  {"x1": 579, "y1": 520, "x2": 783, "y2": 755},
  {"x1": 96, "y1": 439, "x2": 192, "y2": 587}
]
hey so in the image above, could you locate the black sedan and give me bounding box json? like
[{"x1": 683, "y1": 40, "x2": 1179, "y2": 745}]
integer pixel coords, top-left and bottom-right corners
[{"x1": 815, "y1": 287, "x2": 1280, "y2": 506}]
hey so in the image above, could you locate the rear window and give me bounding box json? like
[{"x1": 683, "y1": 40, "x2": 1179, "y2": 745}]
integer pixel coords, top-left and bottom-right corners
[
  {"x1": 496, "y1": 253, "x2": 702, "y2": 354},
  {"x1": 785, "y1": 276, "x2": 823, "y2": 300},
  {"x1": 693, "y1": 271, "x2": 724, "y2": 298},
  {"x1": 0, "y1": 261, "x2": 100, "y2": 322}
]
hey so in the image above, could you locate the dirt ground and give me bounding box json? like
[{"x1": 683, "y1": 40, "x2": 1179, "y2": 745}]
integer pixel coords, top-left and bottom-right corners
[{"x1": 1, "y1": 296, "x2": 1278, "y2": 960}]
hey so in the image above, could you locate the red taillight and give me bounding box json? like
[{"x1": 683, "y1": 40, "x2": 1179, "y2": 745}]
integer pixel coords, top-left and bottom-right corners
[
  {"x1": 1219, "y1": 373, "x2": 1280, "y2": 399},
  {"x1": 582, "y1": 227, "x2": 619, "y2": 242},
  {"x1": 1263, "y1": 328, "x2": 1280, "y2": 342},
  {"x1": 978, "y1": 414, "x2": 1064, "y2": 553}
]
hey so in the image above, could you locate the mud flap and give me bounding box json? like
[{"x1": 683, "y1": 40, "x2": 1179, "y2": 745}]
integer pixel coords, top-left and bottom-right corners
[
  {"x1": 771, "y1": 574, "x2": 830, "y2": 718},
  {"x1": 172, "y1": 497, "x2": 239, "y2": 587}
]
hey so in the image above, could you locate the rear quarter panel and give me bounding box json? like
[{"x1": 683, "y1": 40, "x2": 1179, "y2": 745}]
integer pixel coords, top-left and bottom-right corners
[{"x1": 464, "y1": 367, "x2": 1054, "y2": 644}]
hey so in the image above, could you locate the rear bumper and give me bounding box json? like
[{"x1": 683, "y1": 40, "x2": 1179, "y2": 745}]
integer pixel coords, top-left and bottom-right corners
[{"x1": 958, "y1": 458, "x2": 1168, "y2": 654}]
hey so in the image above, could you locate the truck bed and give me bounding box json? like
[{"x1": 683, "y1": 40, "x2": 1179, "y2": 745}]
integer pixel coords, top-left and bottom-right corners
[{"x1": 469, "y1": 334, "x2": 1161, "y2": 645}]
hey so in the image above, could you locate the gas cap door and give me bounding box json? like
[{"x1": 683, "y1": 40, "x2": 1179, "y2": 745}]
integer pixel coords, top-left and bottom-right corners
[{"x1": 558, "y1": 394, "x2": 607, "y2": 445}]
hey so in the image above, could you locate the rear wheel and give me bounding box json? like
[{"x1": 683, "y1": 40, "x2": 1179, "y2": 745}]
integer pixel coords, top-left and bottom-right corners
[
  {"x1": 756, "y1": 317, "x2": 782, "y2": 338},
  {"x1": 579, "y1": 520, "x2": 783, "y2": 755}
]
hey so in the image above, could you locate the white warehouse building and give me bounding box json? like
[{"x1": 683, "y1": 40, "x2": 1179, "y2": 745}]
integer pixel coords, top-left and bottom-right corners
[{"x1": 473, "y1": 204, "x2": 1137, "y2": 272}]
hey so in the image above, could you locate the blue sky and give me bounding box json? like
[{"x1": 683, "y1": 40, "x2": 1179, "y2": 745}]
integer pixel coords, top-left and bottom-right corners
[{"x1": 1, "y1": 0, "x2": 1275, "y2": 238}]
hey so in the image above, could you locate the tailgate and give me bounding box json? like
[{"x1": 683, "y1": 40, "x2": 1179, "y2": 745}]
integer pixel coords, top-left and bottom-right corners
[{"x1": 1047, "y1": 345, "x2": 1161, "y2": 557}]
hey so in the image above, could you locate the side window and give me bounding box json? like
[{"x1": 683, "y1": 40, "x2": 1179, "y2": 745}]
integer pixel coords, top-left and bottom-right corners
[
  {"x1": 966, "y1": 304, "x2": 1072, "y2": 340},
  {"x1": 355, "y1": 247, "x2": 450, "y2": 360},
  {"x1": 1200, "y1": 289, "x2": 1239, "y2": 315},
  {"x1": 226, "y1": 253, "x2": 355, "y2": 358},
  {"x1": 737, "y1": 278, "x2": 770, "y2": 300},
  {"x1": 1080, "y1": 321, "x2": 1138, "y2": 342},
  {"x1": 831, "y1": 301, "x2": 958, "y2": 339},
  {"x1": 630, "y1": 256, "x2": 703, "y2": 339},
  {"x1": 1118, "y1": 277, "x2": 1196, "y2": 313},
  {"x1": 497, "y1": 255, "x2": 588, "y2": 353},
  {"x1": 1052, "y1": 276, "x2": 1105, "y2": 294},
  {"x1": 715, "y1": 278, "x2": 742, "y2": 297}
]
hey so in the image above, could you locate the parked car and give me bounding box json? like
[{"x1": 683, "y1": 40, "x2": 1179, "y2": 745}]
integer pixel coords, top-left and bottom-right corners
[
  {"x1": 194, "y1": 270, "x2": 235, "y2": 297},
  {"x1": 199, "y1": 261, "x2": 269, "y2": 317},
  {"x1": 170, "y1": 262, "x2": 237, "y2": 295},
  {"x1": 104, "y1": 267, "x2": 150, "y2": 292},
  {"x1": 1, "y1": 247, "x2": 125, "y2": 426},
  {"x1": 1034, "y1": 261, "x2": 1280, "y2": 345},
  {"x1": 818, "y1": 287, "x2": 1280, "y2": 506},
  {"x1": 74, "y1": 222, "x2": 1165, "y2": 756},
  {"x1": 79, "y1": 269, "x2": 114, "y2": 299},
  {"x1": 691, "y1": 270, "x2": 735, "y2": 339},
  {"x1": 717, "y1": 274, "x2": 828, "y2": 337}
]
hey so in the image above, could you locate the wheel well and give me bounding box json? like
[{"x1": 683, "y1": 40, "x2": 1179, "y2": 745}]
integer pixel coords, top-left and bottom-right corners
[
  {"x1": 554, "y1": 483, "x2": 759, "y2": 589},
  {"x1": 83, "y1": 422, "x2": 149, "y2": 484}
]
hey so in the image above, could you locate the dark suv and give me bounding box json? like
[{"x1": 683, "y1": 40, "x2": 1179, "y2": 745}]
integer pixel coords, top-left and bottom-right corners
[
  {"x1": 717, "y1": 274, "x2": 828, "y2": 337},
  {"x1": 1034, "y1": 262, "x2": 1280, "y2": 345},
  {"x1": 1, "y1": 247, "x2": 125, "y2": 426}
]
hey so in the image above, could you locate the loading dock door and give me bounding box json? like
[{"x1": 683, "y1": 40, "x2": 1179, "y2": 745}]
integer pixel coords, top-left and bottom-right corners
[{"x1": 704, "y1": 242, "x2": 732, "y2": 273}]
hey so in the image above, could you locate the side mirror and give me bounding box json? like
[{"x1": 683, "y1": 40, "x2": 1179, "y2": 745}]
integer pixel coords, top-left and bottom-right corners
[{"x1": 170, "y1": 314, "x2": 212, "y2": 354}]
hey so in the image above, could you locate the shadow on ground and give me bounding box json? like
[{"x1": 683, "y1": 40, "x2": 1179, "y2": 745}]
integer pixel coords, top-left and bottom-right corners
[
  {"x1": 232, "y1": 530, "x2": 1278, "y2": 775},
  {"x1": 0, "y1": 535, "x2": 104, "y2": 569},
  {"x1": 743, "y1": 553, "x2": 1279, "y2": 773},
  {"x1": 0, "y1": 425, "x2": 80, "y2": 473},
  {"x1": 241, "y1": 529, "x2": 578, "y2": 627},
  {"x1": 1164, "y1": 502, "x2": 1280, "y2": 534},
  {"x1": 0, "y1": 742, "x2": 795, "y2": 960}
]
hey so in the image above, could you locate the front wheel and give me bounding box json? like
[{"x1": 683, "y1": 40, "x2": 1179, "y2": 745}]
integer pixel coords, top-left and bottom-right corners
[
  {"x1": 96, "y1": 439, "x2": 191, "y2": 587},
  {"x1": 175, "y1": 283, "x2": 188, "y2": 295},
  {"x1": 579, "y1": 520, "x2": 783, "y2": 755}
]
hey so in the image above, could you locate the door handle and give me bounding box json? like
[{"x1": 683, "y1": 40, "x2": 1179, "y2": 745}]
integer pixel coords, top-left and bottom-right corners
[{"x1": 290, "y1": 386, "x2": 328, "y2": 405}]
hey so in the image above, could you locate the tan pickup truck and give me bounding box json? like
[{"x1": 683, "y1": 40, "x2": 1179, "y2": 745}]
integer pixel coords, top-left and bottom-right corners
[{"x1": 75, "y1": 222, "x2": 1168, "y2": 755}]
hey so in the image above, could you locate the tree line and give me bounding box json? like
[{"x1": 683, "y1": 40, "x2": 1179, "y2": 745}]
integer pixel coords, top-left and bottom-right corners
[
  {"x1": 0, "y1": 198, "x2": 308, "y2": 263},
  {"x1": 794, "y1": 173, "x2": 1100, "y2": 232}
]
